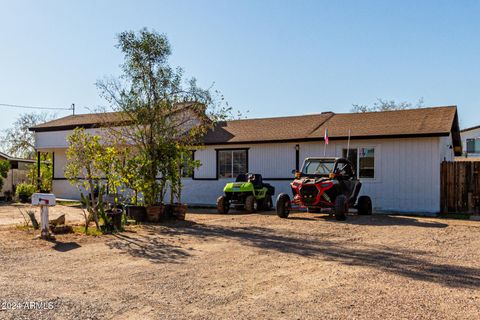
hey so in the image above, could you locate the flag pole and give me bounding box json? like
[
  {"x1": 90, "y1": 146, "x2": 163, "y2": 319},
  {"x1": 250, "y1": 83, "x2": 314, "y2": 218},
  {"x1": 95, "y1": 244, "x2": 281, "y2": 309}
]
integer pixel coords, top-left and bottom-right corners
[{"x1": 323, "y1": 128, "x2": 328, "y2": 156}]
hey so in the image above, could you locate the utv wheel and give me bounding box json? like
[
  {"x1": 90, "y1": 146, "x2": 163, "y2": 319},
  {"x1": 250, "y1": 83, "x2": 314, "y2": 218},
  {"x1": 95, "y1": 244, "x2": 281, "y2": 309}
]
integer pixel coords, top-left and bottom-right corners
[
  {"x1": 276, "y1": 193, "x2": 291, "y2": 218},
  {"x1": 216, "y1": 196, "x2": 229, "y2": 214},
  {"x1": 245, "y1": 195, "x2": 256, "y2": 213},
  {"x1": 335, "y1": 195, "x2": 348, "y2": 221},
  {"x1": 264, "y1": 195, "x2": 273, "y2": 211},
  {"x1": 357, "y1": 196, "x2": 372, "y2": 215}
]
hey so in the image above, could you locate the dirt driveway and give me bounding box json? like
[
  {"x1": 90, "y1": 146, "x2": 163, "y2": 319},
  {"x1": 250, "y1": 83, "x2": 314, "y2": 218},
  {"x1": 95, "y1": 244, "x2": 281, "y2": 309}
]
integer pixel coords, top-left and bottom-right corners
[
  {"x1": 1, "y1": 210, "x2": 479, "y2": 319},
  {"x1": 0, "y1": 203, "x2": 84, "y2": 226}
]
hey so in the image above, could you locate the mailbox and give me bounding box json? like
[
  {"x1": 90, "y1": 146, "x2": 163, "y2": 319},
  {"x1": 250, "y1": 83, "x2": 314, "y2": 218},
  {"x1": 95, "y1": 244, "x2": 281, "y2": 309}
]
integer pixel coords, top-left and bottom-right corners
[
  {"x1": 32, "y1": 193, "x2": 56, "y2": 240},
  {"x1": 32, "y1": 193, "x2": 56, "y2": 206}
]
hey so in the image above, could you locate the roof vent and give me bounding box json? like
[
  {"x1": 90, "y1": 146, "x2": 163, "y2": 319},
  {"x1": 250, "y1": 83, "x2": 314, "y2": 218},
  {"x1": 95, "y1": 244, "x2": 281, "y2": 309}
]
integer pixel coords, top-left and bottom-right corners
[{"x1": 321, "y1": 111, "x2": 334, "y2": 114}]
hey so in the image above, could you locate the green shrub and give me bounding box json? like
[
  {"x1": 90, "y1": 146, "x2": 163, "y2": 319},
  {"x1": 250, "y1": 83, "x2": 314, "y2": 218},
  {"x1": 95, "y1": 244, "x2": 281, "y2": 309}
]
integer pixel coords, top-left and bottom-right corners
[{"x1": 16, "y1": 183, "x2": 36, "y2": 201}]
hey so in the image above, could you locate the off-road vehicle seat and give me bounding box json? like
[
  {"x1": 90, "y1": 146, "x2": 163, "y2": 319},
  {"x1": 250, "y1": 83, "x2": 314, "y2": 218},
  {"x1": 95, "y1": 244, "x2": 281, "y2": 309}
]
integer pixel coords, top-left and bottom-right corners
[
  {"x1": 236, "y1": 173, "x2": 275, "y2": 195},
  {"x1": 248, "y1": 173, "x2": 264, "y2": 189},
  {"x1": 235, "y1": 174, "x2": 248, "y2": 182}
]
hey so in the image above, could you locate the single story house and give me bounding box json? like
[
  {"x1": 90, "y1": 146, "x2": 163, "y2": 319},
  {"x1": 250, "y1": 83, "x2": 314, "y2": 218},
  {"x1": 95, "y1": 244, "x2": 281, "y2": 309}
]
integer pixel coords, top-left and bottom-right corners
[
  {"x1": 0, "y1": 152, "x2": 35, "y2": 199},
  {"x1": 459, "y1": 125, "x2": 480, "y2": 158},
  {"x1": 30, "y1": 105, "x2": 461, "y2": 213}
]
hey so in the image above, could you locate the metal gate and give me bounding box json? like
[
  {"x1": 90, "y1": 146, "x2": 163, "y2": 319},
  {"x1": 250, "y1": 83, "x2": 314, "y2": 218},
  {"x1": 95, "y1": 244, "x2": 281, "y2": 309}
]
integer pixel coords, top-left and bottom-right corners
[{"x1": 441, "y1": 161, "x2": 480, "y2": 213}]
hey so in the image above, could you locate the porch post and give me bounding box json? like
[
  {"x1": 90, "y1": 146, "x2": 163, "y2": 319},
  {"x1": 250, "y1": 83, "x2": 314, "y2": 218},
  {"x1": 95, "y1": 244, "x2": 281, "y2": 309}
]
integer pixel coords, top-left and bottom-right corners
[{"x1": 37, "y1": 151, "x2": 41, "y2": 191}]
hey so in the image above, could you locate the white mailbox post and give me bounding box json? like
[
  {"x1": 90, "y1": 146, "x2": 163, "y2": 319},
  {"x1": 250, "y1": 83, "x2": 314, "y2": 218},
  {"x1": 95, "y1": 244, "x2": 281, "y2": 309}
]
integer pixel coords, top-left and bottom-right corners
[{"x1": 32, "y1": 193, "x2": 56, "y2": 240}]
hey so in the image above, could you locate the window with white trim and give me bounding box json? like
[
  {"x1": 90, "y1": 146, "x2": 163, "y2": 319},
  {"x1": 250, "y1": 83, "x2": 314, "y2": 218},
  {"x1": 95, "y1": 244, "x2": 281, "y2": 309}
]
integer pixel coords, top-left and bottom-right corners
[
  {"x1": 218, "y1": 149, "x2": 247, "y2": 178},
  {"x1": 342, "y1": 147, "x2": 375, "y2": 179}
]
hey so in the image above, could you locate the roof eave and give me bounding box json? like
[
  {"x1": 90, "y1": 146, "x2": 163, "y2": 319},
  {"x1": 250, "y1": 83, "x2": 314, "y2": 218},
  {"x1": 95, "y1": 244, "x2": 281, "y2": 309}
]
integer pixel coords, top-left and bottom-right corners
[{"x1": 202, "y1": 132, "x2": 451, "y2": 146}]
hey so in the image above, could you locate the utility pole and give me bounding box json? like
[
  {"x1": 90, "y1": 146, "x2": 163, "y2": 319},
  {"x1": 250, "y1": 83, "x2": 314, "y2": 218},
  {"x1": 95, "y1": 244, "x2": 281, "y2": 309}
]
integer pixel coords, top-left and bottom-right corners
[{"x1": 71, "y1": 103, "x2": 75, "y2": 115}]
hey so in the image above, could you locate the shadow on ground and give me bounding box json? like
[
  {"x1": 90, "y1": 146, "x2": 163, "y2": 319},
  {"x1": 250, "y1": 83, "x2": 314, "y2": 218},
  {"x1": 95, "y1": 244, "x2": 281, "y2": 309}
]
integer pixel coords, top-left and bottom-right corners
[
  {"x1": 52, "y1": 241, "x2": 81, "y2": 252},
  {"x1": 106, "y1": 231, "x2": 191, "y2": 264},
  {"x1": 304, "y1": 214, "x2": 449, "y2": 228},
  {"x1": 106, "y1": 216, "x2": 477, "y2": 289}
]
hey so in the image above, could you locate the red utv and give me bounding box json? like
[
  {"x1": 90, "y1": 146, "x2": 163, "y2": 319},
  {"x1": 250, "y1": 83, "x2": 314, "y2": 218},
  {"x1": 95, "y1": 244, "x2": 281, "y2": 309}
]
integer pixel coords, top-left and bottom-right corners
[{"x1": 276, "y1": 157, "x2": 372, "y2": 221}]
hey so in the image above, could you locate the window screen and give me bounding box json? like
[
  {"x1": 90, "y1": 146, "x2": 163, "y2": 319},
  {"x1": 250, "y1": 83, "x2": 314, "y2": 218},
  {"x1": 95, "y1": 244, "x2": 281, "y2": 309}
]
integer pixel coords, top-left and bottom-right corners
[
  {"x1": 218, "y1": 149, "x2": 247, "y2": 178},
  {"x1": 342, "y1": 147, "x2": 375, "y2": 178},
  {"x1": 359, "y1": 148, "x2": 375, "y2": 178}
]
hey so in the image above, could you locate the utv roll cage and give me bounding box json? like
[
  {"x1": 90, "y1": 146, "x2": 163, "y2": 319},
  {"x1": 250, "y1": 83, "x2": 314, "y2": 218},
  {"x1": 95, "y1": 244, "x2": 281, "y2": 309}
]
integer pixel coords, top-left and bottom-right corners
[{"x1": 300, "y1": 157, "x2": 355, "y2": 179}]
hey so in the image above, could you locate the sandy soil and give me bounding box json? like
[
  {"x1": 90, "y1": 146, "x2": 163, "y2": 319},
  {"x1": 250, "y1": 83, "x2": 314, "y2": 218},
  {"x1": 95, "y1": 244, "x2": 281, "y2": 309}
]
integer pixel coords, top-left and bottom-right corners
[
  {"x1": 1, "y1": 209, "x2": 479, "y2": 320},
  {"x1": 0, "y1": 203, "x2": 84, "y2": 226}
]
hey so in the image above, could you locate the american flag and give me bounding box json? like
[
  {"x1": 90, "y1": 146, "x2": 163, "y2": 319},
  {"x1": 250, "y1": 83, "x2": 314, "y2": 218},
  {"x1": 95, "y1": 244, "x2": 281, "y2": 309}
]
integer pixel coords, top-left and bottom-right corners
[{"x1": 324, "y1": 128, "x2": 329, "y2": 145}]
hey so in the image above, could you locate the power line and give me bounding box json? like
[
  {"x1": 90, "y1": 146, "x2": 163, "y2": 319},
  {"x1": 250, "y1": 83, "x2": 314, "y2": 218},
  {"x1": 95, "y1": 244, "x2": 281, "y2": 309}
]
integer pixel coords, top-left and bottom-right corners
[{"x1": 0, "y1": 102, "x2": 73, "y2": 111}]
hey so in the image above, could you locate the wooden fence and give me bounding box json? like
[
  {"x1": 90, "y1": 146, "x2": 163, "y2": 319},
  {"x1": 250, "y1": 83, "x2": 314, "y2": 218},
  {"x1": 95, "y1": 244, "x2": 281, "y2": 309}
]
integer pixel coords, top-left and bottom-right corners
[{"x1": 441, "y1": 161, "x2": 480, "y2": 214}]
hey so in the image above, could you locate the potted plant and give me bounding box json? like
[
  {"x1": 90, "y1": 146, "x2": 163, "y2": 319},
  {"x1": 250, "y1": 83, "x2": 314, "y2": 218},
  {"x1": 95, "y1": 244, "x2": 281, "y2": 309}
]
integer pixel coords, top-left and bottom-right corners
[
  {"x1": 167, "y1": 151, "x2": 189, "y2": 221},
  {"x1": 120, "y1": 156, "x2": 147, "y2": 222}
]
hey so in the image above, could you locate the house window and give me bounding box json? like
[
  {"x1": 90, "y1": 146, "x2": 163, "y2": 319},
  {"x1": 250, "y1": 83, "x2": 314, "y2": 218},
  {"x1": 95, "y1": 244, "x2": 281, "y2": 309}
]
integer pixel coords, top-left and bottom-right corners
[
  {"x1": 466, "y1": 138, "x2": 480, "y2": 153},
  {"x1": 342, "y1": 149, "x2": 357, "y2": 176},
  {"x1": 218, "y1": 149, "x2": 248, "y2": 178},
  {"x1": 342, "y1": 147, "x2": 375, "y2": 179}
]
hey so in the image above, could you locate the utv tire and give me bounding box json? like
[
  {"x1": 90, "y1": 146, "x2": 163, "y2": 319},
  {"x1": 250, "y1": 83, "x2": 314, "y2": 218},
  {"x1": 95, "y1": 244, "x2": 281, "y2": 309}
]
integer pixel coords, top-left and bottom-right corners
[
  {"x1": 335, "y1": 195, "x2": 348, "y2": 221},
  {"x1": 264, "y1": 195, "x2": 273, "y2": 211},
  {"x1": 357, "y1": 196, "x2": 372, "y2": 215},
  {"x1": 216, "y1": 196, "x2": 229, "y2": 214},
  {"x1": 245, "y1": 195, "x2": 256, "y2": 213},
  {"x1": 276, "y1": 193, "x2": 291, "y2": 218}
]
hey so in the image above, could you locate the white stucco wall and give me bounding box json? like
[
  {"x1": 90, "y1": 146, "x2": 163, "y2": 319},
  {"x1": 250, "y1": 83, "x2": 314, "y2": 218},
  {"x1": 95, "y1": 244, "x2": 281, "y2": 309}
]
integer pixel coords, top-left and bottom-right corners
[{"x1": 46, "y1": 135, "x2": 451, "y2": 213}]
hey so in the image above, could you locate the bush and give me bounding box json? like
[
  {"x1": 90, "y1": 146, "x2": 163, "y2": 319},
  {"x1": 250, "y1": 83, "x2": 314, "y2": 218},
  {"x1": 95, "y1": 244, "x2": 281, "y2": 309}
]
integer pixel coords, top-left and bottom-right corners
[{"x1": 16, "y1": 183, "x2": 36, "y2": 202}]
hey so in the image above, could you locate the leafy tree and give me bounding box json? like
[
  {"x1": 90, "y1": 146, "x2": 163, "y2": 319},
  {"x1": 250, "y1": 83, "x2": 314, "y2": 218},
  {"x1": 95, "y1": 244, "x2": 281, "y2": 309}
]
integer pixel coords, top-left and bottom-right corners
[
  {"x1": 65, "y1": 128, "x2": 119, "y2": 233},
  {"x1": 1, "y1": 112, "x2": 54, "y2": 159},
  {"x1": 351, "y1": 98, "x2": 424, "y2": 113},
  {"x1": 0, "y1": 159, "x2": 10, "y2": 191},
  {"x1": 96, "y1": 28, "x2": 229, "y2": 206},
  {"x1": 26, "y1": 154, "x2": 53, "y2": 192}
]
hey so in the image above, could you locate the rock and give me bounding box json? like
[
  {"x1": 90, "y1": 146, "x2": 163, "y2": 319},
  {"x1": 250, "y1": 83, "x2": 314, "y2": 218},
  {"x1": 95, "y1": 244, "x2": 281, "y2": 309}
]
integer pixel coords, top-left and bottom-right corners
[{"x1": 49, "y1": 214, "x2": 66, "y2": 226}]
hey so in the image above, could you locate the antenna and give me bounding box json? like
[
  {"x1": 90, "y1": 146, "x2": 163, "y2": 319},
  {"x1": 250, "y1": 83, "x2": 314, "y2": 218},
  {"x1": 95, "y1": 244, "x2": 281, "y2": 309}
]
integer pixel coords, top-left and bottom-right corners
[{"x1": 71, "y1": 103, "x2": 75, "y2": 115}]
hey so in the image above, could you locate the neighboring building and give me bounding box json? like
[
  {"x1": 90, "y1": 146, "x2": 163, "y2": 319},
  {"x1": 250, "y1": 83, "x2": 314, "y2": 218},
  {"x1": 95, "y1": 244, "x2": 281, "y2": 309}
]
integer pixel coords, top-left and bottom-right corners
[
  {"x1": 30, "y1": 105, "x2": 461, "y2": 214},
  {"x1": 0, "y1": 152, "x2": 35, "y2": 199},
  {"x1": 460, "y1": 125, "x2": 480, "y2": 158}
]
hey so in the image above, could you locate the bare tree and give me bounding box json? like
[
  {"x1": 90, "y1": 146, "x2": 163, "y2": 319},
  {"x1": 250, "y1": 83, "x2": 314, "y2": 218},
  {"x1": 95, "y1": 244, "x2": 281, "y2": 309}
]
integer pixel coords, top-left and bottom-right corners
[
  {"x1": 1, "y1": 112, "x2": 54, "y2": 159},
  {"x1": 351, "y1": 98, "x2": 424, "y2": 113}
]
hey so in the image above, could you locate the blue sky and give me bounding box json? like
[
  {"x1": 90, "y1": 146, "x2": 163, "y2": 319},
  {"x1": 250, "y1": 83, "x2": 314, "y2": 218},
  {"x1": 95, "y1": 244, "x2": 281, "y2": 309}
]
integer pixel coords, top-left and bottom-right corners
[{"x1": 0, "y1": 0, "x2": 478, "y2": 130}]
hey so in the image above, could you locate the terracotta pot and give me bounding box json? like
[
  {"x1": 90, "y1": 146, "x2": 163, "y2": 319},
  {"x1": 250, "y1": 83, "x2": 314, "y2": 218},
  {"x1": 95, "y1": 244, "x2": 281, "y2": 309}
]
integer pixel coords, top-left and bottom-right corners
[
  {"x1": 146, "y1": 204, "x2": 165, "y2": 223},
  {"x1": 171, "y1": 203, "x2": 187, "y2": 221}
]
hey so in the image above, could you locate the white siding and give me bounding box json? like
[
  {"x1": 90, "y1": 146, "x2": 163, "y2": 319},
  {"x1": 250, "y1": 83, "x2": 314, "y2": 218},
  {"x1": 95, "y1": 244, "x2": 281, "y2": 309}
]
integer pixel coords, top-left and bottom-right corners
[
  {"x1": 187, "y1": 138, "x2": 445, "y2": 213},
  {"x1": 460, "y1": 127, "x2": 480, "y2": 157},
  {"x1": 194, "y1": 149, "x2": 216, "y2": 179},
  {"x1": 46, "y1": 133, "x2": 450, "y2": 213},
  {"x1": 53, "y1": 149, "x2": 68, "y2": 179},
  {"x1": 35, "y1": 128, "x2": 108, "y2": 150}
]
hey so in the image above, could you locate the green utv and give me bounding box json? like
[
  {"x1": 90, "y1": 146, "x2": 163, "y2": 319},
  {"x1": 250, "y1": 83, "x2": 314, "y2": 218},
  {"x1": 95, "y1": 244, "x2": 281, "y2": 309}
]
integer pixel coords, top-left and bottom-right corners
[{"x1": 216, "y1": 173, "x2": 275, "y2": 214}]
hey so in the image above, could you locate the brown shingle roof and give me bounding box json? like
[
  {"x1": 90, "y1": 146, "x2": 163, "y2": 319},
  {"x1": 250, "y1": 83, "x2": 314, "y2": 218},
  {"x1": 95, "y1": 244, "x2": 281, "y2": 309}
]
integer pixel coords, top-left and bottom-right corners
[
  {"x1": 203, "y1": 113, "x2": 334, "y2": 144},
  {"x1": 308, "y1": 106, "x2": 457, "y2": 139},
  {"x1": 203, "y1": 106, "x2": 458, "y2": 144},
  {"x1": 30, "y1": 106, "x2": 459, "y2": 145},
  {"x1": 31, "y1": 112, "x2": 127, "y2": 131}
]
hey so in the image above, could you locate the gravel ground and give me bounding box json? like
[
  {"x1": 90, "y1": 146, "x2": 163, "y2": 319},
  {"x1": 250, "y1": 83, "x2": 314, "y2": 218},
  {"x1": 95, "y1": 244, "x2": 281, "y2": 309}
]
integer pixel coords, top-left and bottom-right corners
[
  {"x1": 1, "y1": 209, "x2": 479, "y2": 319},
  {"x1": 0, "y1": 203, "x2": 84, "y2": 226}
]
